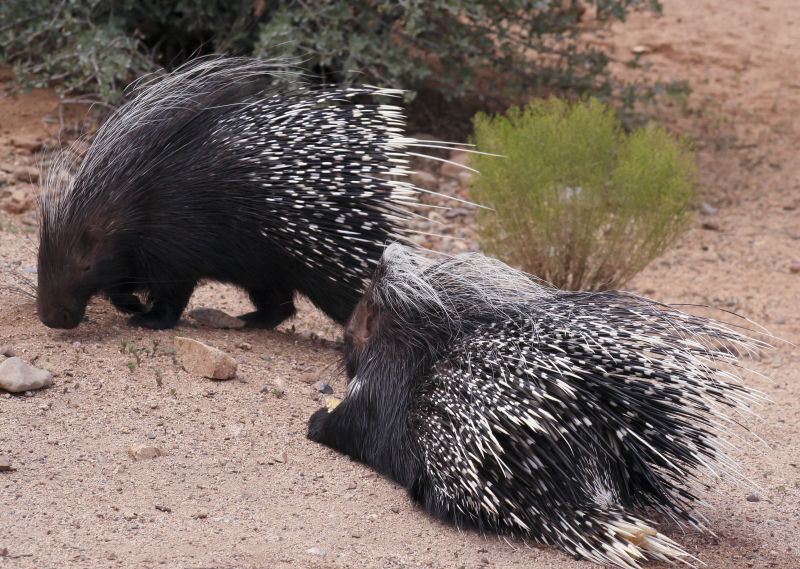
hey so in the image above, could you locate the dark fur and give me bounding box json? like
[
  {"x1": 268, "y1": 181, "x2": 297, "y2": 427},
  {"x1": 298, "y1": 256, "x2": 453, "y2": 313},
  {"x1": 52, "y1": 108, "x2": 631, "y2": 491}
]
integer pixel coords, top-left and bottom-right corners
[{"x1": 37, "y1": 59, "x2": 412, "y2": 329}]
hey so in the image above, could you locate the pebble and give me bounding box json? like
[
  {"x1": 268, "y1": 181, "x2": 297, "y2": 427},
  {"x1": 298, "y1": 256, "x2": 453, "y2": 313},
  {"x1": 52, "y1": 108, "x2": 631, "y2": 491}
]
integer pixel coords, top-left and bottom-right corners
[
  {"x1": 128, "y1": 444, "x2": 163, "y2": 461},
  {"x1": 0, "y1": 456, "x2": 13, "y2": 471},
  {"x1": 441, "y1": 151, "x2": 470, "y2": 180},
  {"x1": 14, "y1": 166, "x2": 39, "y2": 184},
  {"x1": 410, "y1": 170, "x2": 438, "y2": 189},
  {"x1": 700, "y1": 202, "x2": 718, "y2": 215},
  {"x1": 313, "y1": 380, "x2": 333, "y2": 395},
  {"x1": 1, "y1": 185, "x2": 35, "y2": 213},
  {"x1": 0, "y1": 357, "x2": 53, "y2": 393},
  {"x1": 746, "y1": 493, "x2": 761, "y2": 502},
  {"x1": 306, "y1": 547, "x2": 326, "y2": 556},
  {"x1": 298, "y1": 330, "x2": 319, "y2": 342},
  {"x1": 192, "y1": 511, "x2": 208, "y2": 519},
  {"x1": 443, "y1": 207, "x2": 472, "y2": 219},
  {"x1": 789, "y1": 262, "x2": 800, "y2": 274},
  {"x1": 187, "y1": 307, "x2": 245, "y2": 329},
  {"x1": 0, "y1": 345, "x2": 15, "y2": 357},
  {"x1": 174, "y1": 337, "x2": 237, "y2": 380},
  {"x1": 9, "y1": 136, "x2": 43, "y2": 152},
  {"x1": 701, "y1": 221, "x2": 720, "y2": 231}
]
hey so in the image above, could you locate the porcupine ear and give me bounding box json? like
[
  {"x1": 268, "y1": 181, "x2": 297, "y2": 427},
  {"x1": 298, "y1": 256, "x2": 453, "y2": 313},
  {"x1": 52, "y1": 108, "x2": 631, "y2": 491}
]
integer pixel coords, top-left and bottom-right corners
[{"x1": 346, "y1": 300, "x2": 377, "y2": 348}]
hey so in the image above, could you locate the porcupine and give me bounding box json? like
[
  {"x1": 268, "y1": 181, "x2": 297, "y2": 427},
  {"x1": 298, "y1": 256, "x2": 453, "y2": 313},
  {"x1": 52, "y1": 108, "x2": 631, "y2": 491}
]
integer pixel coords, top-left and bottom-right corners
[
  {"x1": 37, "y1": 57, "x2": 458, "y2": 330},
  {"x1": 308, "y1": 243, "x2": 766, "y2": 569}
]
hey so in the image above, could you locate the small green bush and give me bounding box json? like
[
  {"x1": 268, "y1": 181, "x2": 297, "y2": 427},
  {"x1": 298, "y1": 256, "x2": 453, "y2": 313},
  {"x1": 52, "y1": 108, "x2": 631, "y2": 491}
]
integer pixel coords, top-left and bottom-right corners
[{"x1": 470, "y1": 98, "x2": 699, "y2": 290}]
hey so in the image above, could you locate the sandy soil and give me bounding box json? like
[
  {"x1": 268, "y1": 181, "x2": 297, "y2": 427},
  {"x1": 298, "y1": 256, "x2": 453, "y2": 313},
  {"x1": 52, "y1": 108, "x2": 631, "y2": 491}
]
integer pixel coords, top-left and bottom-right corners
[{"x1": 1, "y1": 1, "x2": 799, "y2": 568}]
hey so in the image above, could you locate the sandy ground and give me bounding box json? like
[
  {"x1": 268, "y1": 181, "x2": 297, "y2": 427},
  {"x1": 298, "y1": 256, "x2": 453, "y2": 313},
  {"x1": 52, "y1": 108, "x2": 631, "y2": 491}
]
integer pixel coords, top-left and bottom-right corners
[{"x1": 1, "y1": 1, "x2": 799, "y2": 568}]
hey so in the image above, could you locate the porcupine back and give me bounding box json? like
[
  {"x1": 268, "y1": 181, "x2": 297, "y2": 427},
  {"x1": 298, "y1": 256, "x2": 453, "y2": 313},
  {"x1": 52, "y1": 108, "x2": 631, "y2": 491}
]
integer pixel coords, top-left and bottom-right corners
[
  {"x1": 37, "y1": 58, "x2": 444, "y2": 329},
  {"x1": 309, "y1": 244, "x2": 767, "y2": 569}
]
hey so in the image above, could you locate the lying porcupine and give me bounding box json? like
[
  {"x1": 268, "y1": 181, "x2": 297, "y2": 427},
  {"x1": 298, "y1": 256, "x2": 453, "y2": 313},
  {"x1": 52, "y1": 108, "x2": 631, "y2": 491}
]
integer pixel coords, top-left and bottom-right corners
[
  {"x1": 308, "y1": 243, "x2": 766, "y2": 569},
  {"x1": 38, "y1": 57, "x2": 459, "y2": 329}
]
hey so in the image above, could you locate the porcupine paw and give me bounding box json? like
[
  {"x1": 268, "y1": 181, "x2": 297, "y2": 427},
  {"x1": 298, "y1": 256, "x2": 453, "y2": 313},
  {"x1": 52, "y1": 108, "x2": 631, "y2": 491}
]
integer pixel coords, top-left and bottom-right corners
[
  {"x1": 238, "y1": 303, "x2": 297, "y2": 329},
  {"x1": 307, "y1": 408, "x2": 330, "y2": 442},
  {"x1": 109, "y1": 293, "x2": 146, "y2": 314},
  {"x1": 128, "y1": 301, "x2": 183, "y2": 329},
  {"x1": 128, "y1": 312, "x2": 180, "y2": 330}
]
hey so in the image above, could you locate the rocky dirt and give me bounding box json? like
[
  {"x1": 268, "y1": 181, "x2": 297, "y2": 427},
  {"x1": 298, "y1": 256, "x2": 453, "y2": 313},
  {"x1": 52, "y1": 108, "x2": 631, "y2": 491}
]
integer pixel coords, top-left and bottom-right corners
[{"x1": 1, "y1": 1, "x2": 799, "y2": 567}]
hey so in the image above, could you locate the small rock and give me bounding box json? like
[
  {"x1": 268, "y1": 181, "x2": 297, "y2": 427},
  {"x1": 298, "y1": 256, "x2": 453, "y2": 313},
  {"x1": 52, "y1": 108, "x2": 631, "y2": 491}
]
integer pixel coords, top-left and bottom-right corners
[
  {"x1": 122, "y1": 511, "x2": 137, "y2": 520},
  {"x1": 14, "y1": 166, "x2": 39, "y2": 184},
  {"x1": 174, "y1": 337, "x2": 237, "y2": 379},
  {"x1": 154, "y1": 504, "x2": 171, "y2": 513},
  {"x1": 410, "y1": 170, "x2": 438, "y2": 189},
  {"x1": 0, "y1": 345, "x2": 15, "y2": 357},
  {"x1": 187, "y1": 307, "x2": 245, "y2": 329},
  {"x1": 631, "y1": 45, "x2": 651, "y2": 55},
  {"x1": 192, "y1": 511, "x2": 208, "y2": 519},
  {"x1": 298, "y1": 330, "x2": 319, "y2": 342},
  {"x1": 237, "y1": 341, "x2": 252, "y2": 351},
  {"x1": 306, "y1": 547, "x2": 326, "y2": 556},
  {"x1": 701, "y1": 221, "x2": 720, "y2": 231},
  {"x1": 443, "y1": 207, "x2": 472, "y2": 219},
  {"x1": 390, "y1": 506, "x2": 400, "y2": 513},
  {"x1": 0, "y1": 456, "x2": 14, "y2": 471},
  {"x1": 313, "y1": 380, "x2": 333, "y2": 395},
  {"x1": 789, "y1": 262, "x2": 800, "y2": 274},
  {"x1": 9, "y1": 136, "x2": 43, "y2": 152},
  {"x1": 700, "y1": 202, "x2": 718, "y2": 216},
  {"x1": 441, "y1": 151, "x2": 470, "y2": 180},
  {"x1": 128, "y1": 444, "x2": 163, "y2": 461},
  {"x1": 1, "y1": 184, "x2": 36, "y2": 214},
  {"x1": 746, "y1": 493, "x2": 761, "y2": 502},
  {"x1": 0, "y1": 357, "x2": 53, "y2": 393}
]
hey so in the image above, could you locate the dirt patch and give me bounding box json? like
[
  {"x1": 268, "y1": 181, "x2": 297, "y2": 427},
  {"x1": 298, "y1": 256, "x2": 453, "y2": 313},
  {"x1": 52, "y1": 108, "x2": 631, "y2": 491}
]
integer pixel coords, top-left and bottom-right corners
[{"x1": 1, "y1": 1, "x2": 799, "y2": 567}]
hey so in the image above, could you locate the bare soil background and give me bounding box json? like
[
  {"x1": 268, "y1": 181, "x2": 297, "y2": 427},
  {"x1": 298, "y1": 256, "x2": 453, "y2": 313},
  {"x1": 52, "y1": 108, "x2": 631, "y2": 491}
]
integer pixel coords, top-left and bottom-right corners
[{"x1": 1, "y1": 1, "x2": 799, "y2": 568}]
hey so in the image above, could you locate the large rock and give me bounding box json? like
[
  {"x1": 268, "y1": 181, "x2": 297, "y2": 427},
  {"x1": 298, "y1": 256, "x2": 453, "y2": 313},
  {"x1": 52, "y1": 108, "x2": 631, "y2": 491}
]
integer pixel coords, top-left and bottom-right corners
[
  {"x1": 174, "y1": 337, "x2": 237, "y2": 380},
  {"x1": 0, "y1": 357, "x2": 53, "y2": 393}
]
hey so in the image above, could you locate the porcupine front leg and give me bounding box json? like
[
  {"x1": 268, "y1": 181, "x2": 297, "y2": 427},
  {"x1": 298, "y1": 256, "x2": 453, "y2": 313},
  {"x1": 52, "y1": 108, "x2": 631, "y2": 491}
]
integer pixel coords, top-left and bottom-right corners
[
  {"x1": 308, "y1": 400, "x2": 372, "y2": 464},
  {"x1": 238, "y1": 285, "x2": 296, "y2": 329},
  {"x1": 128, "y1": 281, "x2": 195, "y2": 330},
  {"x1": 106, "y1": 283, "x2": 146, "y2": 314}
]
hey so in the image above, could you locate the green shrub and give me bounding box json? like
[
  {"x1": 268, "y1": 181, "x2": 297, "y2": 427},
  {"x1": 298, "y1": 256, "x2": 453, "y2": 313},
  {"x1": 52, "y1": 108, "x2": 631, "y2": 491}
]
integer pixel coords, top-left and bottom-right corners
[
  {"x1": 469, "y1": 98, "x2": 699, "y2": 290},
  {"x1": 0, "y1": 0, "x2": 685, "y2": 111}
]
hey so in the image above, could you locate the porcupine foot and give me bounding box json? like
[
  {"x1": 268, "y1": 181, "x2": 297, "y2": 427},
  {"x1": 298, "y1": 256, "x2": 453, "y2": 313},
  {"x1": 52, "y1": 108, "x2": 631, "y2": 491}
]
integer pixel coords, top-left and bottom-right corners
[
  {"x1": 107, "y1": 285, "x2": 146, "y2": 314},
  {"x1": 128, "y1": 283, "x2": 194, "y2": 330},
  {"x1": 238, "y1": 286, "x2": 296, "y2": 329}
]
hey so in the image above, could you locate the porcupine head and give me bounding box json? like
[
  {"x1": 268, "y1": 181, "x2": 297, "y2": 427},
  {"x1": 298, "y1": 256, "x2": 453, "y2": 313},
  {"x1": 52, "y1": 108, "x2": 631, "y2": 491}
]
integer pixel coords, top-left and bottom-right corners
[{"x1": 37, "y1": 211, "x2": 120, "y2": 329}]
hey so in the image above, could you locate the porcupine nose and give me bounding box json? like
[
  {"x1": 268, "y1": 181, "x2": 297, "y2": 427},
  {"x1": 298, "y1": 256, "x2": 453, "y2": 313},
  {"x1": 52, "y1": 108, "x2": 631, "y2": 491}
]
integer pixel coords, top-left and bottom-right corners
[{"x1": 39, "y1": 307, "x2": 77, "y2": 329}]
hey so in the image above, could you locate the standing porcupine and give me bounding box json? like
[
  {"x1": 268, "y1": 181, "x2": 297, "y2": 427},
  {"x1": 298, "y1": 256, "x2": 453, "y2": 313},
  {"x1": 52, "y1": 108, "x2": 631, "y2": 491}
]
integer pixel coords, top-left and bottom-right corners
[
  {"x1": 37, "y1": 57, "x2": 455, "y2": 329},
  {"x1": 308, "y1": 244, "x2": 767, "y2": 569}
]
